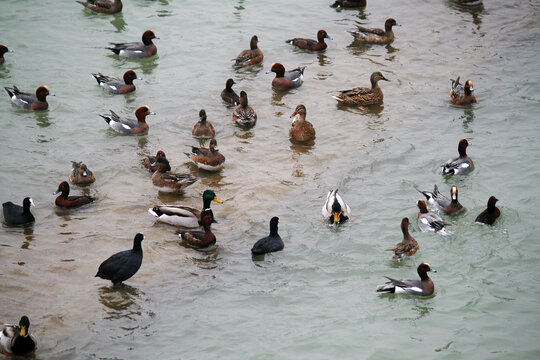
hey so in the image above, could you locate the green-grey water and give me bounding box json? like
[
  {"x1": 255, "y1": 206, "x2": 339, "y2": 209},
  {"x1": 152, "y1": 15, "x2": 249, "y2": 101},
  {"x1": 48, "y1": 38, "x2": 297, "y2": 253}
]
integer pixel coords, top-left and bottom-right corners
[{"x1": 1, "y1": 0, "x2": 540, "y2": 358}]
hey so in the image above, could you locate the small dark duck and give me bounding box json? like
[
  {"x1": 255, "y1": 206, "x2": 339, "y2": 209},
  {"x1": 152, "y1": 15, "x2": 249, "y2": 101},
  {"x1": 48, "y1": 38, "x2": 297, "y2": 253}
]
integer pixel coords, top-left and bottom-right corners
[
  {"x1": 232, "y1": 91, "x2": 257, "y2": 127},
  {"x1": 388, "y1": 217, "x2": 419, "y2": 261},
  {"x1": 192, "y1": 109, "x2": 215, "y2": 139},
  {"x1": 442, "y1": 138, "x2": 474, "y2": 175},
  {"x1": 151, "y1": 157, "x2": 198, "y2": 193},
  {"x1": 5, "y1": 85, "x2": 54, "y2": 111},
  {"x1": 450, "y1": 77, "x2": 477, "y2": 105},
  {"x1": 0, "y1": 44, "x2": 14, "y2": 65},
  {"x1": 2, "y1": 197, "x2": 35, "y2": 225},
  {"x1": 92, "y1": 70, "x2": 141, "y2": 94},
  {"x1": 142, "y1": 150, "x2": 169, "y2": 172},
  {"x1": 96, "y1": 233, "x2": 144, "y2": 285},
  {"x1": 234, "y1": 35, "x2": 263, "y2": 66},
  {"x1": 475, "y1": 196, "x2": 500, "y2": 225},
  {"x1": 54, "y1": 181, "x2": 94, "y2": 209},
  {"x1": 251, "y1": 216, "x2": 284, "y2": 256},
  {"x1": 70, "y1": 161, "x2": 96, "y2": 186},
  {"x1": 185, "y1": 138, "x2": 225, "y2": 172},
  {"x1": 376, "y1": 263, "x2": 436, "y2": 296},
  {"x1": 286, "y1": 30, "x2": 332, "y2": 51},
  {"x1": 1, "y1": 316, "x2": 36, "y2": 355},
  {"x1": 76, "y1": 0, "x2": 122, "y2": 14},
  {"x1": 289, "y1": 104, "x2": 316, "y2": 144},
  {"x1": 332, "y1": 71, "x2": 389, "y2": 107},
  {"x1": 348, "y1": 18, "x2": 400, "y2": 44},
  {"x1": 221, "y1": 78, "x2": 240, "y2": 105},
  {"x1": 330, "y1": 0, "x2": 366, "y2": 8},
  {"x1": 177, "y1": 214, "x2": 216, "y2": 249},
  {"x1": 106, "y1": 30, "x2": 158, "y2": 58},
  {"x1": 99, "y1": 105, "x2": 156, "y2": 135}
]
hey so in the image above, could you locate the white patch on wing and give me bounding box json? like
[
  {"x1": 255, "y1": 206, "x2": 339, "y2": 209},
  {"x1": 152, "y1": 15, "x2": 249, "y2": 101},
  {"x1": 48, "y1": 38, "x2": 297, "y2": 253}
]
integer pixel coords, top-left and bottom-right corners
[
  {"x1": 395, "y1": 287, "x2": 406, "y2": 293},
  {"x1": 461, "y1": 163, "x2": 470, "y2": 168},
  {"x1": 20, "y1": 99, "x2": 29, "y2": 104},
  {"x1": 420, "y1": 218, "x2": 429, "y2": 225},
  {"x1": 110, "y1": 85, "x2": 117, "y2": 90},
  {"x1": 409, "y1": 287, "x2": 422, "y2": 293},
  {"x1": 122, "y1": 123, "x2": 131, "y2": 129}
]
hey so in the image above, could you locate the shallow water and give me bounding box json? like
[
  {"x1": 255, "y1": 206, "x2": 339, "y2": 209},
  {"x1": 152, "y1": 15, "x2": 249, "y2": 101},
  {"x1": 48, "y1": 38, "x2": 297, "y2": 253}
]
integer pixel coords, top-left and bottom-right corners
[{"x1": 1, "y1": 0, "x2": 540, "y2": 358}]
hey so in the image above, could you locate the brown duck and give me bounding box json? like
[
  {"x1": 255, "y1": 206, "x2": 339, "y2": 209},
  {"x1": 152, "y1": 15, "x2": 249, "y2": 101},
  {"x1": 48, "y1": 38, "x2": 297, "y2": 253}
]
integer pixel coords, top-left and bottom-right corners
[
  {"x1": 232, "y1": 91, "x2": 257, "y2": 127},
  {"x1": 185, "y1": 138, "x2": 225, "y2": 172},
  {"x1": 289, "y1": 104, "x2": 315, "y2": 144},
  {"x1": 388, "y1": 217, "x2": 419, "y2": 260},
  {"x1": 76, "y1": 0, "x2": 122, "y2": 14},
  {"x1": 176, "y1": 214, "x2": 216, "y2": 249},
  {"x1": 70, "y1": 161, "x2": 96, "y2": 186},
  {"x1": 191, "y1": 109, "x2": 215, "y2": 139},
  {"x1": 332, "y1": 71, "x2": 389, "y2": 106},
  {"x1": 348, "y1": 18, "x2": 400, "y2": 45},
  {"x1": 234, "y1": 35, "x2": 263, "y2": 67},
  {"x1": 54, "y1": 181, "x2": 94, "y2": 209}
]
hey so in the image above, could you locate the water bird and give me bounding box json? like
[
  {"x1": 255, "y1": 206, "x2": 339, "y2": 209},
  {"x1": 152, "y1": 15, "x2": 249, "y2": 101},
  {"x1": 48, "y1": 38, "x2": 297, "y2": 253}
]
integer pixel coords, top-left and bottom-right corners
[
  {"x1": 185, "y1": 139, "x2": 225, "y2": 172},
  {"x1": 348, "y1": 18, "x2": 400, "y2": 44},
  {"x1": 268, "y1": 63, "x2": 305, "y2": 90},
  {"x1": 0, "y1": 316, "x2": 36, "y2": 355},
  {"x1": 151, "y1": 157, "x2": 198, "y2": 193},
  {"x1": 54, "y1": 181, "x2": 94, "y2": 208},
  {"x1": 289, "y1": 104, "x2": 315, "y2": 144},
  {"x1": 388, "y1": 217, "x2": 419, "y2": 261},
  {"x1": 233, "y1": 35, "x2": 263, "y2": 66},
  {"x1": 419, "y1": 185, "x2": 464, "y2": 215},
  {"x1": 2, "y1": 197, "x2": 35, "y2": 225},
  {"x1": 192, "y1": 109, "x2": 215, "y2": 139},
  {"x1": 286, "y1": 30, "x2": 332, "y2": 51},
  {"x1": 417, "y1": 199, "x2": 452, "y2": 235},
  {"x1": 376, "y1": 263, "x2": 436, "y2": 296},
  {"x1": 99, "y1": 105, "x2": 155, "y2": 135},
  {"x1": 251, "y1": 217, "x2": 283, "y2": 255},
  {"x1": 70, "y1": 161, "x2": 96, "y2": 186},
  {"x1": 322, "y1": 189, "x2": 351, "y2": 225},
  {"x1": 232, "y1": 91, "x2": 257, "y2": 127},
  {"x1": 332, "y1": 71, "x2": 389, "y2": 107},
  {"x1": 177, "y1": 214, "x2": 216, "y2": 249},
  {"x1": 0, "y1": 44, "x2": 13, "y2": 65},
  {"x1": 330, "y1": 0, "x2": 366, "y2": 8},
  {"x1": 76, "y1": 0, "x2": 122, "y2": 13},
  {"x1": 142, "y1": 150, "x2": 169, "y2": 172},
  {"x1": 220, "y1": 78, "x2": 240, "y2": 105},
  {"x1": 442, "y1": 138, "x2": 474, "y2": 175},
  {"x1": 4, "y1": 85, "x2": 54, "y2": 111},
  {"x1": 95, "y1": 233, "x2": 144, "y2": 284},
  {"x1": 106, "y1": 30, "x2": 158, "y2": 58},
  {"x1": 92, "y1": 70, "x2": 141, "y2": 94},
  {"x1": 475, "y1": 196, "x2": 500, "y2": 225},
  {"x1": 450, "y1": 77, "x2": 477, "y2": 105}
]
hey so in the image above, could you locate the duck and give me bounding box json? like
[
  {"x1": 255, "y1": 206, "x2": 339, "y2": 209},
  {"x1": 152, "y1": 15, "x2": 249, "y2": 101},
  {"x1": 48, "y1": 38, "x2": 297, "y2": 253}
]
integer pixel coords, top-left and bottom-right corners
[
  {"x1": 220, "y1": 78, "x2": 240, "y2": 105},
  {"x1": 419, "y1": 185, "x2": 464, "y2": 215},
  {"x1": 0, "y1": 316, "x2": 36, "y2": 355},
  {"x1": 92, "y1": 70, "x2": 141, "y2": 94},
  {"x1": 69, "y1": 161, "x2": 96, "y2": 186},
  {"x1": 4, "y1": 85, "x2": 54, "y2": 111},
  {"x1": 268, "y1": 63, "x2": 305, "y2": 90},
  {"x1": 2, "y1": 197, "x2": 35, "y2": 225},
  {"x1": 142, "y1": 150, "x2": 169, "y2": 172},
  {"x1": 330, "y1": 0, "x2": 366, "y2": 8},
  {"x1": 332, "y1": 71, "x2": 389, "y2": 107},
  {"x1": 192, "y1": 109, "x2": 215, "y2": 139},
  {"x1": 234, "y1": 35, "x2": 263, "y2": 66},
  {"x1": 99, "y1": 105, "x2": 155, "y2": 135},
  {"x1": 185, "y1": 138, "x2": 225, "y2": 172},
  {"x1": 322, "y1": 189, "x2": 351, "y2": 225},
  {"x1": 106, "y1": 30, "x2": 158, "y2": 58},
  {"x1": 232, "y1": 91, "x2": 257, "y2": 127},
  {"x1": 176, "y1": 214, "x2": 216, "y2": 249},
  {"x1": 251, "y1": 217, "x2": 284, "y2": 255},
  {"x1": 289, "y1": 104, "x2": 315, "y2": 144},
  {"x1": 95, "y1": 233, "x2": 143, "y2": 285},
  {"x1": 417, "y1": 199, "x2": 452, "y2": 235},
  {"x1": 450, "y1": 77, "x2": 477, "y2": 105},
  {"x1": 0, "y1": 44, "x2": 13, "y2": 65},
  {"x1": 475, "y1": 196, "x2": 500, "y2": 225},
  {"x1": 148, "y1": 189, "x2": 222, "y2": 228},
  {"x1": 54, "y1": 181, "x2": 93, "y2": 208},
  {"x1": 442, "y1": 138, "x2": 474, "y2": 175},
  {"x1": 76, "y1": 0, "x2": 122, "y2": 14},
  {"x1": 376, "y1": 263, "x2": 436, "y2": 296},
  {"x1": 286, "y1": 30, "x2": 332, "y2": 51},
  {"x1": 388, "y1": 217, "x2": 419, "y2": 261},
  {"x1": 348, "y1": 18, "x2": 400, "y2": 45},
  {"x1": 151, "y1": 156, "x2": 198, "y2": 193}
]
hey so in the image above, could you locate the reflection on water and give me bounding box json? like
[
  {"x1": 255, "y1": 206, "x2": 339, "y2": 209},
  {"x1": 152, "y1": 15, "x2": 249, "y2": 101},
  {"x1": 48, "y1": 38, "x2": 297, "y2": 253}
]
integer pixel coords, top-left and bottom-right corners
[
  {"x1": 189, "y1": 246, "x2": 221, "y2": 270},
  {"x1": 233, "y1": 129, "x2": 254, "y2": 141},
  {"x1": 21, "y1": 227, "x2": 34, "y2": 249},
  {"x1": 233, "y1": 0, "x2": 245, "y2": 19},
  {"x1": 156, "y1": 188, "x2": 191, "y2": 202},
  {"x1": 110, "y1": 13, "x2": 126, "y2": 32},
  {"x1": 460, "y1": 107, "x2": 475, "y2": 133},
  {"x1": 234, "y1": 61, "x2": 263, "y2": 79},
  {"x1": 446, "y1": 0, "x2": 484, "y2": 31},
  {"x1": 346, "y1": 39, "x2": 371, "y2": 57},
  {"x1": 139, "y1": 56, "x2": 159, "y2": 75},
  {"x1": 271, "y1": 89, "x2": 289, "y2": 106},
  {"x1": 33, "y1": 110, "x2": 51, "y2": 128},
  {"x1": 137, "y1": 135, "x2": 148, "y2": 149},
  {"x1": 317, "y1": 53, "x2": 332, "y2": 67}
]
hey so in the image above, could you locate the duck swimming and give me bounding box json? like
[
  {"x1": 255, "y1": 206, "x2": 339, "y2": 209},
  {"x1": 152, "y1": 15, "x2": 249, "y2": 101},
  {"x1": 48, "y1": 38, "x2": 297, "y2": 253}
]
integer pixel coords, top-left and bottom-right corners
[
  {"x1": 475, "y1": 196, "x2": 500, "y2": 225},
  {"x1": 185, "y1": 138, "x2": 225, "y2": 172},
  {"x1": 442, "y1": 138, "x2": 474, "y2": 175},
  {"x1": 177, "y1": 214, "x2": 216, "y2": 249},
  {"x1": 332, "y1": 71, "x2": 389, "y2": 107},
  {"x1": 289, "y1": 104, "x2": 315, "y2": 144},
  {"x1": 376, "y1": 263, "x2": 436, "y2": 296},
  {"x1": 70, "y1": 161, "x2": 96, "y2": 186},
  {"x1": 417, "y1": 199, "x2": 452, "y2": 236},
  {"x1": 106, "y1": 30, "x2": 158, "y2": 58},
  {"x1": 451, "y1": 77, "x2": 477, "y2": 105},
  {"x1": 95, "y1": 233, "x2": 143, "y2": 285},
  {"x1": 92, "y1": 70, "x2": 141, "y2": 94},
  {"x1": 99, "y1": 105, "x2": 155, "y2": 135},
  {"x1": 348, "y1": 18, "x2": 400, "y2": 45},
  {"x1": 419, "y1": 184, "x2": 464, "y2": 215},
  {"x1": 251, "y1": 217, "x2": 284, "y2": 255},
  {"x1": 388, "y1": 217, "x2": 419, "y2": 261},
  {"x1": 268, "y1": 63, "x2": 305, "y2": 90},
  {"x1": 76, "y1": 0, "x2": 122, "y2": 14},
  {"x1": 5, "y1": 85, "x2": 54, "y2": 111},
  {"x1": 2, "y1": 197, "x2": 35, "y2": 225},
  {"x1": 151, "y1": 157, "x2": 198, "y2": 193},
  {"x1": 142, "y1": 150, "x2": 169, "y2": 172},
  {"x1": 322, "y1": 189, "x2": 351, "y2": 225},
  {"x1": 54, "y1": 181, "x2": 94, "y2": 208},
  {"x1": 0, "y1": 316, "x2": 36, "y2": 355},
  {"x1": 221, "y1": 78, "x2": 240, "y2": 105},
  {"x1": 192, "y1": 109, "x2": 215, "y2": 139},
  {"x1": 234, "y1": 35, "x2": 263, "y2": 66},
  {"x1": 286, "y1": 30, "x2": 332, "y2": 51},
  {"x1": 330, "y1": 0, "x2": 366, "y2": 8},
  {"x1": 232, "y1": 91, "x2": 257, "y2": 127},
  {"x1": 148, "y1": 189, "x2": 222, "y2": 228},
  {"x1": 0, "y1": 44, "x2": 13, "y2": 65}
]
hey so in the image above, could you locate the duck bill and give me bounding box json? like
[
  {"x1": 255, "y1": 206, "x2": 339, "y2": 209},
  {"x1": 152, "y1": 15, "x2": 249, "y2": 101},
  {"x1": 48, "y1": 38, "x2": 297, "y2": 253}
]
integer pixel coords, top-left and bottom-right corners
[
  {"x1": 333, "y1": 212, "x2": 340, "y2": 224},
  {"x1": 149, "y1": 111, "x2": 156, "y2": 115},
  {"x1": 53, "y1": 190, "x2": 61, "y2": 195},
  {"x1": 213, "y1": 196, "x2": 223, "y2": 204},
  {"x1": 429, "y1": 268, "x2": 437, "y2": 273},
  {"x1": 20, "y1": 325, "x2": 27, "y2": 337},
  {"x1": 326, "y1": 36, "x2": 333, "y2": 40}
]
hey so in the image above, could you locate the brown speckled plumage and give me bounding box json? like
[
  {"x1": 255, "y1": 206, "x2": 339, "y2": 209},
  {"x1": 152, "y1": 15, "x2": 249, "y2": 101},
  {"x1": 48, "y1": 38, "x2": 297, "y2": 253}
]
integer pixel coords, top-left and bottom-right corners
[{"x1": 332, "y1": 71, "x2": 389, "y2": 106}]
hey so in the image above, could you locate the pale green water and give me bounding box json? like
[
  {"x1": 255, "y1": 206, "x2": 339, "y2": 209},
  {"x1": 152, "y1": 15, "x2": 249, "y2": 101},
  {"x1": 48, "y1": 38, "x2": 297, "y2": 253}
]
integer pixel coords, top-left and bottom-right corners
[{"x1": 1, "y1": 0, "x2": 540, "y2": 359}]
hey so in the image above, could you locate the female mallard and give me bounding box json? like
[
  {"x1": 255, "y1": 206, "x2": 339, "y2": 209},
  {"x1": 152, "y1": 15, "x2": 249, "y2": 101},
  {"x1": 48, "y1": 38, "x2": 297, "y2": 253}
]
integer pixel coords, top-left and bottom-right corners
[
  {"x1": 192, "y1": 109, "x2": 215, "y2": 139},
  {"x1": 286, "y1": 30, "x2": 332, "y2": 51},
  {"x1": 2, "y1": 197, "x2": 35, "y2": 225},
  {"x1": 220, "y1": 78, "x2": 240, "y2": 105},
  {"x1": 348, "y1": 18, "x2": 400, "y2": 45},
  {"x1": 388, "y1": 217, "x2": 419, "y2": 261},
  {"x1": 234, "y1": 35, "x2": 263, "y2": 67},
  {"x1": 77, "y1": 0, "x2": 122, "y2": 14},
  {"x1": 417, "y1": 200, "x2": 452, "y2": 236},
  {"x1": 92, "y1": 70, "x2": 141, "y2": 94},
  {"x1": 450, "y1": 77, "x2": 477, "y2": 105},
  {"x1": 151, "y1": 157, "x2": 198, "y2": 193},
  {"x1": 99, "y1": 105, "x2": 156, "y2": 135},
  {"x1": 1, "y1": 316, "x2": 36, "y2": 355},
  {"x1": 232, "y1": 91, "x2": 257, "y2": 127},
  {"x1": 376, "y1": 263, "x2": 436, "y2": 296},
  {"x1": 148, "y1": 189, "x2": 222, "y2": 228},
  {"x1": 185, "y1": 138, "x2": 225, "y2": 172},
  {"x1": 289, "y1": 104, "x2": 315, "y2": 144},
  {"x1": 322, "y1": 189, "x2": 351, "y2": 225},
  {"x1": 54, "y1": 181, "x2": 94, "y2": 209},
  {"x1": 268, "y1": 63, "x2": 305, "y2": 90},
  {"x1": 332, "y1": 71, "x2": 389, "y2": 107},
  {"x1": 142, "y1": 150, "x2": 169, "y2": 172},
  {"x1": 475, "y1": 196, "x2": 500, "y2": 225},
  {"x1": 176, "y1": 214, "x2": 216, "y2": 249},
  {"x1": 70, "y1": 161, "x2": 96, "y2": 186},
  {"x1": 442, "y1": 138, "x2": 474, "y2": 175}
]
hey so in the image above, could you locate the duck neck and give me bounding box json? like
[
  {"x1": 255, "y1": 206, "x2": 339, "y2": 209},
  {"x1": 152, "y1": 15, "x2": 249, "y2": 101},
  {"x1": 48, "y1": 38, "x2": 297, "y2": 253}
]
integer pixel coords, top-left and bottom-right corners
[
  {"x1": 202, "y1": 197, "x2": 212, "y2": 210},
  {"x1": 269, "y1": 223, "x2": 279, "y2": 237},
  {"x1": 401, "y1": 223, "x2": 411, "y2": 241},
  {"x1": 133, "y1": 239, "x2": 142, "y2": 252},
  {"x1": 418, "y1": 269, "x2": 430, "y2": 281}
]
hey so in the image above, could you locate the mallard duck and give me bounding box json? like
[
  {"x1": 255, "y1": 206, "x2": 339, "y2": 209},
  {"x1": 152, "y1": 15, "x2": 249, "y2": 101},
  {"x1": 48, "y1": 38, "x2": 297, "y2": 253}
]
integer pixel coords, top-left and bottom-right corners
[
  {"x1": 70, "y1": 161, "x2": 96, "y2": 186},
  {"x1": 54, "y1": 181, "x2": 94, "y2": 208},
  {"x1": 348, "y1": 18, "x2": 400, "y2": 44},
  {"x1": 234, "y1": 35, "x2": 263, "y2": 66},
  {"x1": 148, "y1": 189, "x2": 222, "y2": 228},
  {"x1": 289, "y1": 104, "x2": 315, "y2": 144},
  {"x1": 2, "y1": 197, "x2": 35, "y2": 225},
  {"x1": 330, "y1": 0, "x2": 366, "y2": 8},
  {"x1": 232, "y1": 91, "x2": 257, "y2": 127},
  {"x1": 450, "y1": 77, "x2": 477, "y2": 105},
  {"x1": 5, "y1": 85, "x2": 54, "y2": 111},
  {"x1": 286, "y1": 30, "x2": 332, "y2": 51},
  {"x1": 268, "y1": 63, "x2": 305, "y2": 90},
  {"x1": 376, "y1": 263, "x2": 436, "y2": 296},
  {"x1": 176, "y1": 214, "x2": 216, "y2": 249},
  {"x1": 442, "y1": 138, "x2": 474, "y2": 175},
  {"x1": 95, "y1": 233, "x2": 143, "y2": 285},
  {"x1": 185, "y1": 138, "x2": 225, "y2": 171},
  {"x1": 322, "y1": 189, "x2": 351, "y2": 225},
  {"x1": 0, "y1": 316, "x2": 36, "y2": 355},
  {"x1": 251, "y1": 217, "x2": 284, "y2": 255},
  {"x1": 142, "y1": 150, "x2": 169, "y2": 172},
  {"x1": 106, "y1": 30, "x2": 158, "y2": 58},
  {"x1": 417, "y1": 199, "x2": 452, "y2": 236},
  {"x1": 220, "y1": 78, "x2": 240, "y2": 105},
  {"x1": 475, "y1": 196, "x2": 500, "y2": 225},
  {"x1": 92, "y1": 70, "x2": 141, "y2": 94},
  {"x1": 332, "y1": 71, "x2": 389, "y2": 106},
  {"x1": 99, "y1": 105, "x2": 155, "y2": 135},
  {"x1": 388, "y1": 217, "x2": 419, "y2": 261},
  {"x1": 0, "y1": 44, "x2": 14, "y2": 65},
  {"x1": 151, "y1": 157, "x2": 198, "y2": 193},
  {"x1": 192, "y1": 109, "x2": 215, "y2": 139},
  {"x1": 77, "y1": 0, "x2": 122, "y2": 14}
]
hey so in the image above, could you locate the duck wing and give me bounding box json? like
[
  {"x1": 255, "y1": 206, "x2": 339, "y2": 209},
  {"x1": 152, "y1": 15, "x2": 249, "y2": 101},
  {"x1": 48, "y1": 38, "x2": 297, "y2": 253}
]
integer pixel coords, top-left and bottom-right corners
[{"x1": 355, "y1": 25, "x2": 386, "y2": 35}]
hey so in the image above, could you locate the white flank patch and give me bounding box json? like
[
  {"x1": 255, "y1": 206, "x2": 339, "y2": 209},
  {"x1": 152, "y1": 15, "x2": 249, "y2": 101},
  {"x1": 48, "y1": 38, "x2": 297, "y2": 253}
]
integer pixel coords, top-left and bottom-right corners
[{"x1": 122, "y1": 123, "x2": 131, "y2": 129}]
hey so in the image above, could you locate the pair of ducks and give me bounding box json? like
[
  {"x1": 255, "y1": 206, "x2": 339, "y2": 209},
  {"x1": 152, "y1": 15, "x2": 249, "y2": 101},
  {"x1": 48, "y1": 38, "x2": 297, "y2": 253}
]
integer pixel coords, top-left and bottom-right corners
[{"x1": 220, "y1": 80, "x2": 258, "y2": 127}]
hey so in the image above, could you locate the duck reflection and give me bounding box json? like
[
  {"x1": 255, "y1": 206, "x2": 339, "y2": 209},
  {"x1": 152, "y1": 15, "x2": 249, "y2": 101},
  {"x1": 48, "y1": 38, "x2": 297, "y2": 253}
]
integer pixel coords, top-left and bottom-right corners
[
  {"x1": 460, "y1": 107, "x2": 475, "y2": 133},
  {"x1": 447, "y1": 0, "x2": 484, "y2": 31},
  {"x1": 137, "y1": 135, "x2": 148, "y2": 149},
  {"x1": 98, "y1": 283, "x2": 144, "y2": 318},
  {"x1": 22, "y1": 227, "x2": 34, "y2": 249},
  {"x1": 110, "y1": 13, "x2": 126, "y2": 32},
  {"x1": 188, "y1": 245, "x2": 221, "y2": 270},
  {"x1": 317, "y1": 53, "x2": 332, "y2": 67},
  {"x1": 34, "y1": 110, "x2": 51, "y2": 128},
  {"x1": 139, "y1": 56, "x2": 159, "y2": 75}
]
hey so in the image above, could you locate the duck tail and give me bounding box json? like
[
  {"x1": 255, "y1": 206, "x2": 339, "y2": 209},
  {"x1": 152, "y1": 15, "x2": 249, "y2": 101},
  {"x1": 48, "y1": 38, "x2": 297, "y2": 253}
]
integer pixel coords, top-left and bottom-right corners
[
  {"x1": 91, "y1": 73, "x2": 102, "y2": 85},
  {"x1": 105, "y1": 46, "x2": 121, "y2": 55},
  {"x1": 99, "y1": 114, "x2": 111, "y2": 124},
  {"x1": 4, "y1": 86, "x2": 14, "y2": 97}
]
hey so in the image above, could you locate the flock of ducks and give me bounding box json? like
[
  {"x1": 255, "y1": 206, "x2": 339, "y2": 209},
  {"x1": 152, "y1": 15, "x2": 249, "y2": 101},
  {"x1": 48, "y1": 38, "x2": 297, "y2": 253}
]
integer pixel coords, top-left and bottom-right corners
[{"x1": 0, "y1": 0, "x2": 493, "y2": 355}]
